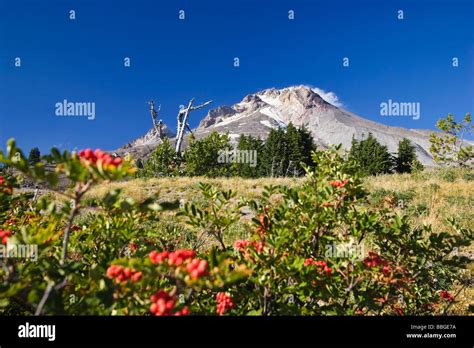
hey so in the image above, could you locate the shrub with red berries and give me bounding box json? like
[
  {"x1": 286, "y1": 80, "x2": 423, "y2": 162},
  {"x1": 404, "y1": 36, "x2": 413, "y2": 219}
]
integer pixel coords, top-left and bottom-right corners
[
  {"x1": 0, "y1": 229, "x2": 12, "y2": 245},
  {"x1": 234, "y1": 239, "x2": 266, "y2": 258},
  {"x1": 0, "y1": 140, "x2": 471, "y2": 316},
  {"x1": 185, "y1": 258, "x2": 209, "y2": 279},
  {"x1": 149, "y1": 290, "x2": 190, "y2": 316},
  {"x1": 330, "y1": 179, "x2": 347, "y2": 188},
  {"x1": 106, "y1": 265, "x2": 143, "y2": 284},
  {"x1": 149, "y1": 249, "x2": 209, "y2": 280},
  {"x1": 363, "y1": 251, "x2": 388, "y2": 268},
  {"x1": 149, "y1": 249, "x2": 196, "y2": 266},
  {"x1": 304, "y1": 258, "x2": 333, "y2": 275},
  {"x1": 78, "y1": 148, "x2": 123, "y2": 169},
  {"x1": 216, "y1": 292, "x2": 234, "y2": 315},
  {"x1": 234, "y1": 239, "x2": 250, "y2": 252}
]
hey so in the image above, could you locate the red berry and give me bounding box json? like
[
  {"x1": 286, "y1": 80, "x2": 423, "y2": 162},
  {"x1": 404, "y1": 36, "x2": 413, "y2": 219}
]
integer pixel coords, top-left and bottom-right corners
[
  {"x1": 123, "y1": 268, "x2": 132, "y2": 278},
  {"x1": 84, "y1": 149, "x2": 93, "y2": 158},
  {"x1": 150, "y1": 303, "x2": 158, "y2": 314},
  {"x1": 131, "y1": 272, "x2": 142, "y2": 283}
]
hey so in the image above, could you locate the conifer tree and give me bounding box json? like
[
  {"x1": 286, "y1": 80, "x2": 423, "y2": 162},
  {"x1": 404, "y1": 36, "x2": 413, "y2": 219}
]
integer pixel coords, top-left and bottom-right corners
[
  {"x1": 143, "y1": 138, "x2": 177, "y2": 177},
  {"x1": 284, "y1": 123, "x2": 303, "y2": 176},
  {"x1": 298, "y1": 125, "x2": 317, "y2": 168},
  {"x1": 262, "y1": 128, "x2": 286, "y2": 177},
  {"x1": 233, "y1": 135, "x2": 263, "y2": 178},
  {"x1": 349, "y1": 133, "x2": 394, "y2": 175},
  {"x1": 184, "y1": 132, "x2": 232, "y2": 177},
  {"x1": 396, "y1": 138, "x2": 417, "y2": 173}
]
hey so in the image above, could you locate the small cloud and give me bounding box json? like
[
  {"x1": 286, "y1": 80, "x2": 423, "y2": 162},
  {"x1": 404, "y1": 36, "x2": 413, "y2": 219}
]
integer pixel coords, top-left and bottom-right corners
[{"x1": 309, "y1": 86, "x2": 343, "y2": 107}]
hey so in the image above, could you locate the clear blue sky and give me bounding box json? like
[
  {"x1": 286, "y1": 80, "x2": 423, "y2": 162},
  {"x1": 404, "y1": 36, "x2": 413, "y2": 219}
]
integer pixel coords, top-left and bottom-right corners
[{"x1": 1, "y1": 0, "x2": 473, "y2": 153}]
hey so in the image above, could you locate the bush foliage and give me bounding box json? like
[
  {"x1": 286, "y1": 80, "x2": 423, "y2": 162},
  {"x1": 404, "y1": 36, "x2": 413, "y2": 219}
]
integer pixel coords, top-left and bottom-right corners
[{"x1": 0, "y1": 140, "x2": 471, "y2": 316}]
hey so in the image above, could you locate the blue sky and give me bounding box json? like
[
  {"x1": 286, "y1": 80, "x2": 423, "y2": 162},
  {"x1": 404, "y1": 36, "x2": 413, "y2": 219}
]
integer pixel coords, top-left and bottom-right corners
[{"x1": 0, "y1": 0, "x2": 473, "y2": 153}]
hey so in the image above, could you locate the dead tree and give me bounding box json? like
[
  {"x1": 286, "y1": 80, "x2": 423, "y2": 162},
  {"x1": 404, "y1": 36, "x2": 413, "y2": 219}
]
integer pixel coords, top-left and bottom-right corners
[
  {"x1": 147, "y1": 100, "x2": 164, "y2": 138},
  {"x1": 175, "y1": 98, "x2": 212, "y2": 155}
]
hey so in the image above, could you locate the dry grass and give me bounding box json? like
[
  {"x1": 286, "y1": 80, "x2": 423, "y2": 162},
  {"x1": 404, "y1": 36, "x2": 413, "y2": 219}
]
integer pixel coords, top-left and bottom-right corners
[
  {"x1": 365, "y1": 172, "x2": 474, "y2": 230},
  {"x1": 85, "y1": 173, "x2": 473, "y2": 230},
  {"x1": 85, "y1": 176, "x2": 303, "y2": 203}
]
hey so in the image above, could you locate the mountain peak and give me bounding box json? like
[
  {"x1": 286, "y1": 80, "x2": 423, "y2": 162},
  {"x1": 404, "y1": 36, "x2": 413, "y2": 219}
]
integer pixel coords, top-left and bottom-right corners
[
  {"x1": 254, "y1": 85, "x2": 333, "y2": 108},
  {"x1": 193, "y1": 85, "x2": 435, "y2": 165},
  {"x1": 121, "y1": 85, "x2": 437, "y2": 166}
]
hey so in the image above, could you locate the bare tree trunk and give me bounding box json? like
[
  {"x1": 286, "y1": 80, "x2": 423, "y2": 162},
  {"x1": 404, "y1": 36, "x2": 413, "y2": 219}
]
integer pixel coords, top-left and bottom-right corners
[{"x1": 175, "y1": 99, "x2": 212, "y2": 155}]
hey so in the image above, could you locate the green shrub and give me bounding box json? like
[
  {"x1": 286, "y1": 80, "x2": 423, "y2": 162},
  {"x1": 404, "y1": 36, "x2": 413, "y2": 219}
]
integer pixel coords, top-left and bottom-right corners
[
  {"x1": 0, "y1": 140, "x2": 471, "y2": 316},
  {"x1": 440, "y1": 169, "x2": 457, "y2": 182}
]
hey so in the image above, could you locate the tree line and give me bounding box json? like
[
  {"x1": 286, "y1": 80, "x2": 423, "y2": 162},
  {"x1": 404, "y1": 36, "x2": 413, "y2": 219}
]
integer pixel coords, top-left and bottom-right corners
[
  {"x1": 24, "y1": 113, "x2": 472, "y2": 178},
  {"x1": 138, "y1": 123, "x2": 424, "y2": 178}
]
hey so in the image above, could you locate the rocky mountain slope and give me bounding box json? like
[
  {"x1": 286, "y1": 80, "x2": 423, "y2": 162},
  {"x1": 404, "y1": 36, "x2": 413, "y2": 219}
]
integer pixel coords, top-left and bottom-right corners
[
  {"x1": 117, "y1": 124, "x2": 175, "y2": 158},
  {"x1": 194, "y1": 85, "x2": 436, "y2": 164}
]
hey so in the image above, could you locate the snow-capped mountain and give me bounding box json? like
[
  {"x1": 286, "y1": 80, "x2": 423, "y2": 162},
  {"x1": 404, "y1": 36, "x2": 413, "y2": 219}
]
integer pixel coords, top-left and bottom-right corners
[
  {"x1": 119, "y1": 85, "x2": 453, "y2": 165},
  {"x1": 194, "y1": 85, "x2": 436, "y2": 165}
]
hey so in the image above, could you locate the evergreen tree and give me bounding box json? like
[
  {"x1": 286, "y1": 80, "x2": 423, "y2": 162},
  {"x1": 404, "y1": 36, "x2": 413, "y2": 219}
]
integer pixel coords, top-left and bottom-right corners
[
  {"x1": 143, "y1": 138, "x2": 177, "y2": 177},
  {"x1": 298, "y1": 125, "x2": 317, "y2": 168},
  {"x1": 284, "y1": 123, "x2": 303, "y2": 176},
  {"x1": 261, "y1": 128, "x2": 286, "y2": 177},
  {"x1": 260, "y1": 124, "x2": 316, "y2": 177},
  {"x1": 349, "y1": 133, "x2": 394, "y2": 175},
  {"x1": 233, "y1": 135, "x2": 264, "y2": 178},
  {"x1": 396, "y1": 138, "x2": 417, "y2": 173},
  {"x1": 28, "y1": 147, "x2": 41, "y2": 164},
  {"x1": 184, "y1": 132, "x2": 233, "y2": 177}
]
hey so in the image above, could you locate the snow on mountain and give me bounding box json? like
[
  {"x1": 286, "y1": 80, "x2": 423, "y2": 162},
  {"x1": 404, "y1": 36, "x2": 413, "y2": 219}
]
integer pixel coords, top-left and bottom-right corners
[{"x1": 195, "y1": 85, "x2": 438, "y2": 165}]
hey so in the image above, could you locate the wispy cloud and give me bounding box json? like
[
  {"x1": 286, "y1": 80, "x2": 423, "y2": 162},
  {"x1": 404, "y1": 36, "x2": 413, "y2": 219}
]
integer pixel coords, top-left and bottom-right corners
[{"x1": 309, "y1": 86, "x2": 343, "y2": 107}]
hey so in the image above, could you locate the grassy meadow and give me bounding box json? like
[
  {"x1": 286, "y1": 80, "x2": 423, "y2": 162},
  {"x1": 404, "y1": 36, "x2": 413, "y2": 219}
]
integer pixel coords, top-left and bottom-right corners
[{"x1": 73, "y1": 168, "x2": 473, "y2": 314}]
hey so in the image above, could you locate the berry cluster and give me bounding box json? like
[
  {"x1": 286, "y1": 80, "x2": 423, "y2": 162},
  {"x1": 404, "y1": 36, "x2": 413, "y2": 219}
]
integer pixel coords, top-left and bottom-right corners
[
  {"x1": 216, "y1": 292, "x2": 234, "y2": 315},
  {"x1": 363, "y1": 252, "x2": 392, "y2": 275},
  {"x1": 439, "y1": 290, "x2": 454, "y2": 302},
  {"x1": 149, "y1": 249, "x2": 195, "y2": 266},
  {"x1": 149, "y1": 290, "x2": 190, "y2": 316},
  {"x1": 0, "y1": 176, "x2": 3, "y2": 186},
  {"x1": 363, "y1": 251, "x2": 388, "y2": 268},
  {"x1": 304, "y1": 258, "x2": 333, "y2": 275},
  {"x1": 78, "y1": 148, "x2": 122, "y2": 168},
  {"x1": 106, "y1": 265, "x2": 142, "y2": 284},
  {"x1": 234, "y1": 239, "x2": 250, "y2": 251},
  {"x1": 185, "y1": 258, "x2": 209, "y2": 279},
  {"x1": 0, "y1": 229, "x2": 12, "y2": 245},
  {"x1": 234, "y1": 239, "x2": 265, "y2": 254},
  {"x1": 330, "y1": 179, "x2": 347, "y2": 188},
  {"x1": 149, "y1": 249, "x2": 209, "y2": 280}
]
